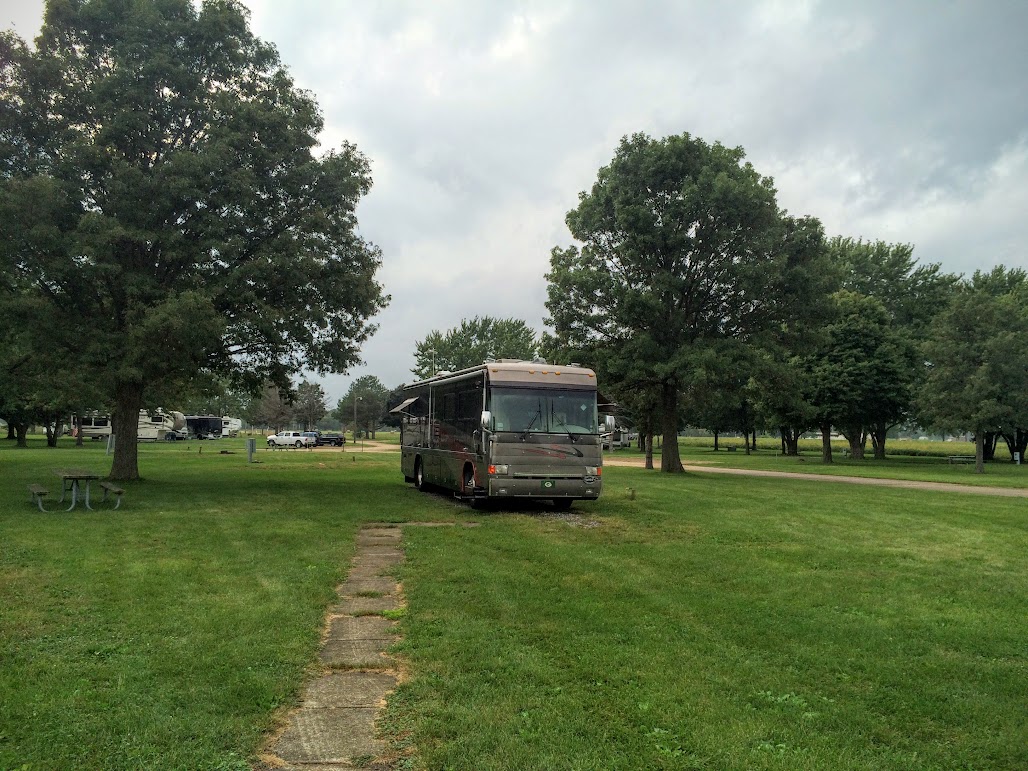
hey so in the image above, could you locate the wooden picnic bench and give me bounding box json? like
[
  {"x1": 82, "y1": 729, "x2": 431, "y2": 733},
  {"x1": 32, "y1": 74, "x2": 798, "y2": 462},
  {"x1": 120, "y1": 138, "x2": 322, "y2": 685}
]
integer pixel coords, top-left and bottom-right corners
[
  {"x1": 98, "y1": 481, "x2": 125, "y2": 510},
  {"x1": 947, "y1": 455, "x2": 976, "y2": 464},
  {"x1": 28, "y1": 483, "x2": 50, "y2": 512}
]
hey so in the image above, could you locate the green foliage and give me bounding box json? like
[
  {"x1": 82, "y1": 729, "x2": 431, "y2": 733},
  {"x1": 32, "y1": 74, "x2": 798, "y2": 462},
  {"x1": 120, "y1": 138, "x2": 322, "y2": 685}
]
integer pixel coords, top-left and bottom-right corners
[
  {"x1": 248, "y1": 383, "x2": 293, "y2": 431},
  {"x1": 411, "y1": 317, "x2": 537, "y2": 380},
  {"x1": 294, "y1": 380, "x2": 328, "y2": 431},
  {"x1": 175, "y1": 375, "x2": 251, "y2": 419},
  {"x1": 831, "y1": 236, "x2": 958, "y2": 332},
  {"x1": 335, "y1": 374, "x2": 389, "y2": 437},
  {"x1": 546, "y1": 132, "x2": 831, "y2": 472},
  {"x1": 920, "y1": 269, "x2": 1028, "y2": 459},
  {"x1": 806, "y1": 291, "x2": 919, "y2": 457},
  {"x1": 0, "y1": 0, "x2": 387, "y2": 478},
  {"x1": 821, "y1": 236, "x2": 957, "y2": 458}
]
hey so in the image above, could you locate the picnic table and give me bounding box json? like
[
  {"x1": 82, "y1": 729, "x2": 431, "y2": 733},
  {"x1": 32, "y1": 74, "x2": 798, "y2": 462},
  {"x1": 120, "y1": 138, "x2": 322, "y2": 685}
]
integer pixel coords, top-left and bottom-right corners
[{"x1": 53, "y1": 468, "x2": 102, "y2": 511}]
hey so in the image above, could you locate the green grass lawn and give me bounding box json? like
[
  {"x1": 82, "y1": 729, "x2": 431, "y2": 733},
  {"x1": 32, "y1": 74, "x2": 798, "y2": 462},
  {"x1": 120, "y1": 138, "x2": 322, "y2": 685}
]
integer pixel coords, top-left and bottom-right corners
[{"x1": 2, "y1": 437, "x2": 1025, "y2": 769}]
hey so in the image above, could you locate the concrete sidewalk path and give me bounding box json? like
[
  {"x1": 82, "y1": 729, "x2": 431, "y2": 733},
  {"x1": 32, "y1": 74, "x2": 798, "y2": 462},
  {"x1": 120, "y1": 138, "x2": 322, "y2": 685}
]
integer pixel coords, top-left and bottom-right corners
[
  {"x1": 263, "y1": 525, "x2": 403, "y2": 770},
  {"x1": 262, "y1": 522, "x2": 477, "y2": 770}
]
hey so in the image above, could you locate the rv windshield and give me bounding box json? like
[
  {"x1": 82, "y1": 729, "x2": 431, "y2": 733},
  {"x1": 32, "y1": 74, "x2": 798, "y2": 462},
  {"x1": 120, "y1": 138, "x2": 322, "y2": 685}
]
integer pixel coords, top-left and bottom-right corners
[{"x1": 488, "y1": 388, "x2": 597, "y2": 435}]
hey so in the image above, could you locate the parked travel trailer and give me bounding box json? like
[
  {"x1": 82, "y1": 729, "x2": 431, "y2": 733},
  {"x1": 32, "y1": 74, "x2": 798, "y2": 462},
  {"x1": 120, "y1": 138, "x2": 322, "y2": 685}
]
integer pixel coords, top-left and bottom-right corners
[
  {"x1": 77, "y1": 414, "x2": 112, "y2": 441},
  {"x1": 222, "y1": 417, "x2": 242, "y2": 437},
  {"x1": 185, "y1": 415, "x2": 223, "y2": 439},
  {"x1": 76, "y1": 409, "x2": 184, "y2": 441},
  {"x1": 137, "y1": 409, "x2": 180, "y2": 441}
]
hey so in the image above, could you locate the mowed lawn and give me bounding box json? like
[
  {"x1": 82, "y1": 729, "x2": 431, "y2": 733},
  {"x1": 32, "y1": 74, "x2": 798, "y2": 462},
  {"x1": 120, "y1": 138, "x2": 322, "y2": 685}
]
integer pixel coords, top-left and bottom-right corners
[{"x1": 1, "y1": 438, "x2": 1026, "y2": 770}]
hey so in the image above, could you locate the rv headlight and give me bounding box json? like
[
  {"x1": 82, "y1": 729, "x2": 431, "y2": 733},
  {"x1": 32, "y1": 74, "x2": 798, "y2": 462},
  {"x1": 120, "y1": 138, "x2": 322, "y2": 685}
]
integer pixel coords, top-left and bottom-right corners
[
  {"x1": 585, "y1": 466, "x2": 600, "y2": 477},
  {"x1": 489, "y1": 464, "x2": 509, "y2": 475}
]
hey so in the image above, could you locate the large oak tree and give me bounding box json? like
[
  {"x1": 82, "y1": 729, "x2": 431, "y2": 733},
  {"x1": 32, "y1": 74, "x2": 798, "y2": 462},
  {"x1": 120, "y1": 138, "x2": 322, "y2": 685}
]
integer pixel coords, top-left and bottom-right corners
[
  {"x1": 546, "y1": 132, "x2": 825, "y2": 472},
  {"x1": 0, "y1": 0, "x2": 387, "y2": 479}
]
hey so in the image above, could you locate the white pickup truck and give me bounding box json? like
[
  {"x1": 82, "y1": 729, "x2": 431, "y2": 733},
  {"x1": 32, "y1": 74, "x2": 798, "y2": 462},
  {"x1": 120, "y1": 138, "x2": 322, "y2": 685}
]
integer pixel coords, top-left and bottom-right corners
[{"x1": 267, "y1": 430, "x2": 316, "y2": 448}]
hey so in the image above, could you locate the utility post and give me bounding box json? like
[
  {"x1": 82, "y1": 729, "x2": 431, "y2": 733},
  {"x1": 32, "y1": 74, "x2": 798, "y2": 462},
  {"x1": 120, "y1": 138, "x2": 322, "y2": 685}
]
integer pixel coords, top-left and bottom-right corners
[{"x1": 353, "y1": 396, "x2": 363, "y2": 448}]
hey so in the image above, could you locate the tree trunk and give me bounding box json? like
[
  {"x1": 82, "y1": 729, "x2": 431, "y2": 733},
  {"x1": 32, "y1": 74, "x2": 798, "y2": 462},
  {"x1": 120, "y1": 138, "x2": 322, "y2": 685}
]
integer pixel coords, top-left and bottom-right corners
[
  {"x1": 15, "y1": 422, "x2": 29, "y2": 447},
  {"x1": 644, "y1": 433, "x2": 654, "y2": 470},
  {"x1": 659, "y1": 382, "x2": 684, "y2": 473},
  {"x1": 44, "y1": 411, "x2": 59, "y2": 448},
  {"x1": 780, "y1": 426, "x2": 800, "y2": 456},
  {"x1": 1001, "y1": 429, "x2": 1028, "y2": 462},
  {"x1": 870, "y1": 421, "x2": 888, "y2": 460},
  {"x1": 842, "y1": 425, "x2": 865, "y2": 460},
  {"x1": 6, "y1": 422, "x2": 15, "y2": 440},
  {"x1": 982, "y1": 432, "x2": 998, "y2": 461},
  {"x1": 975, "y1": 429, "x2": 985, "y2": 474},
  {"x1": 110, "y1": 380, "x2": 144, "y2": 481},
  {"x1": 744, "y1": 429, "x2": 752, "y2": 456},
  {"x1": 820, "y1": 423, "x2": 833, "y2": 464},
  {"x1": 713, "y1": 431, "x2": 719, "y2": 451},
  {"x1": 75, "y1": 414, "x2": 84, "y2": 447}
]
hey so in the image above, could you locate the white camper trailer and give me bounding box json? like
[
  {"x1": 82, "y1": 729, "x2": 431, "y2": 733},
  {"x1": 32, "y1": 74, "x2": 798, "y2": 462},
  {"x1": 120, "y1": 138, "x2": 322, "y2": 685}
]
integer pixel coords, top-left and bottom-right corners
[
  {"x1": 137, "y1": 409, "x2": 182, "y2": 441},
  {"x1": 77, "y1": 409, "x2": 184, "y2": 441},
  {"x1": 78, "y1": 414, "x2": 112, "y2": 441}
]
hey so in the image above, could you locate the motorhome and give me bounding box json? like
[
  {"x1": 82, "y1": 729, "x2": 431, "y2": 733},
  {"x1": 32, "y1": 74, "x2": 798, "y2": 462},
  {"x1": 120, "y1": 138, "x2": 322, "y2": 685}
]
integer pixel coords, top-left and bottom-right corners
[{"x1": 392, "y1": 360, "x2": 613, "y2": 508}]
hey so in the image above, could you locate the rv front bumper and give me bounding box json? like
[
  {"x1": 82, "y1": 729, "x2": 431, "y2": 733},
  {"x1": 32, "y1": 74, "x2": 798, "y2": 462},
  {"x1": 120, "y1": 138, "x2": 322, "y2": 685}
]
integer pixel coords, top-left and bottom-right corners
[{"x1": 487, "y1": 476, "x2": 601, "y2": 499}]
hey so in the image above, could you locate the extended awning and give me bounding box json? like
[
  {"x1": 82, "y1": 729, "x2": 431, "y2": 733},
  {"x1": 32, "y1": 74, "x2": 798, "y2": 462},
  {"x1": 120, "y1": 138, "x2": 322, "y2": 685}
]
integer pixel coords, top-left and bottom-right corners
[
  {"x1": 597, "y1": 391, "x2": 618, "y2": 414},
  {"x1": 389, "y1": 396, "x2": 420, "y2": 414}
]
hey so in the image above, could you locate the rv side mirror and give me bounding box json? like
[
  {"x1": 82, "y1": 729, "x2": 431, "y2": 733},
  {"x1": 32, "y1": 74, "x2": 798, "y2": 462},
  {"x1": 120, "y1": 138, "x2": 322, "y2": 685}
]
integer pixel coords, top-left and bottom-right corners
[
  {"x1": 604, "y1": 415, "x2": 616, "y2": 431},
  {"x1": 481, "y1": 410, "x2": 493, "y2": 431}
]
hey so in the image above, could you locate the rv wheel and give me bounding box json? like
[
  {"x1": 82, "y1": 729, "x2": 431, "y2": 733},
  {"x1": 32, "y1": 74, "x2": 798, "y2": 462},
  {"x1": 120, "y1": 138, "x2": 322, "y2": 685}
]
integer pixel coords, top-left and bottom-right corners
[
  {"x1": 464, "y1": 466, "x2": 484, "y2": 509},
  {"x1": 414, "y1": 458, "x2": 427, "y2": 491}
]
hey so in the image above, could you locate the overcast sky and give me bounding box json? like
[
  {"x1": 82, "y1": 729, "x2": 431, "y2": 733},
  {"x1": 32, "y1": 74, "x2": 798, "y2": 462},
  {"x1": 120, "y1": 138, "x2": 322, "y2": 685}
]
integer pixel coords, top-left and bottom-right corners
[{"x1": 4, "y1": 0, "x2": 1027, "y2": 407}]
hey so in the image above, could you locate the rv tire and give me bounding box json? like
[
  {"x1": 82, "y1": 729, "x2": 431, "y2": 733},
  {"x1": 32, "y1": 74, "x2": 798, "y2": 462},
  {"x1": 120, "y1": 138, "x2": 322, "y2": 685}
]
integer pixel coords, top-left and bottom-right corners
[
  {"x1": 464, "y1": 466, "x2": 484, "y2": 509},
  {"x1": 414, "y1": 458, "x2": 427, "y2": 491}
]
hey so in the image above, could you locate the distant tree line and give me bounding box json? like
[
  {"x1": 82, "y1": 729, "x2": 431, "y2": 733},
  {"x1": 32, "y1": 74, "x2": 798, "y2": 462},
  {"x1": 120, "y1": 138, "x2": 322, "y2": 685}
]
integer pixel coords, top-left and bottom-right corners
[{"x1": 544, "y1": 132, "x2": 1028, "y2": 474}]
